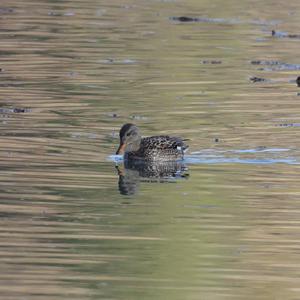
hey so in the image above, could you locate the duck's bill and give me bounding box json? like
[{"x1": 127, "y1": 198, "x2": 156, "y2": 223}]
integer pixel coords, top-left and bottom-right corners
[{"x1": 116, "y1": 143, "x2": 126, "y2": 155}]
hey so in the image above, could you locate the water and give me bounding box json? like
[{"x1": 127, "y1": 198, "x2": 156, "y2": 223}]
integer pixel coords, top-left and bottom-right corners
[{"x1": 1, "y1": 0, "x2": 300, "y2": 299}]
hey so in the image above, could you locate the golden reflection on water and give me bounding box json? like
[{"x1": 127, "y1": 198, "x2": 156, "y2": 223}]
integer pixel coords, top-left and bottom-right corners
[{"x1": 0, "y1": 0, "x2": 300, "y2": 299}]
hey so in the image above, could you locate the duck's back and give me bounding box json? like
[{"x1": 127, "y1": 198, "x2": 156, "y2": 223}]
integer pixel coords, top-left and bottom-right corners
[{"x1": 133, "y1": 135, "x2": 188, "y2": 161}]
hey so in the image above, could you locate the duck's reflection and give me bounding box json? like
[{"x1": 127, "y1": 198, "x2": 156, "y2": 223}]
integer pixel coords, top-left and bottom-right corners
[{"x1": 116, "y1": 160, "x2": 189, "y2": 195}]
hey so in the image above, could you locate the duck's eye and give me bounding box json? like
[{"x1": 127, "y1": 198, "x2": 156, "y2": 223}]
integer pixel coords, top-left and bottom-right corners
[{"x1": 126, "y1": 132, "x2": 131, "y2": 136}]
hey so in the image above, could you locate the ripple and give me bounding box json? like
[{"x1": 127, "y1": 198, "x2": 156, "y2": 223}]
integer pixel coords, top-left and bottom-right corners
[{"x1": 109, "y1": 148, "x2": 297, "y2": 165}]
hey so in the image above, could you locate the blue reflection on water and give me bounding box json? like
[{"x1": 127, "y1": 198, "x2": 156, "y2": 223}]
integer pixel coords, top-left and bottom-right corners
[{"x1": 108, "y1": 148, "x2": 298, "y2": 165}]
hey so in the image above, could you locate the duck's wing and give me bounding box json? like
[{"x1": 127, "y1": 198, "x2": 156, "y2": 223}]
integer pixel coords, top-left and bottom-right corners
[{"x1": 141, "y1": 136, "x2": 189, "y2": 153}]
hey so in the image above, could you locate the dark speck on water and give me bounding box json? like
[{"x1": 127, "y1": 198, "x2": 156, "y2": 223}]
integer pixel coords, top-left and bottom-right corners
[
  {"x1": 296, "y1": 76, "x2": 300, "y2": 87},
  {"x1": 278, "y1": 123, "x2": 300, "y2": 127},
  {"x1": 0, "y1": 7, "x2": 14, "y2": 14},
  {"x1": 251, "y1": 60, "x2": 300, "y2": 71},
  {"x1": 201, "y1": 60, "x2": 222, "y2": 64},
  {"x1": 172, "y1": 16, "x2": 197, "y2": 22},
  {"x1": 107, "y1": 113, "x2": 119, "y2": 118},
  {"x1": 256, "y1": 146, "x2": 267, "y2": 151},
  {"x1": 251, "y1": 60, "x2": 280, "y2": 65},
  {"x1": 171, "y1": 16, "x2": 279, "y2": 26},
  {"x1": 272, "y1": 30, "x2": 300, "y2": 39},
  {"x1": 250, "y1": 76, "x2": 267, "y2": 83},
  {"x1": 13, "y1": 108, "x2": 27, "y2": 113},
  {"x1": 100, "y1": 58, "x2": 136, "y2": 64},
  {"x1": 130, "y1": 115, "x2": 147, "y2": 120},
  {"x1": 0, "y1": 107, "x2": 31, "y2": 114},
  {"x1": 171, "y1": 16, "x2": 234, "y2": 24}
]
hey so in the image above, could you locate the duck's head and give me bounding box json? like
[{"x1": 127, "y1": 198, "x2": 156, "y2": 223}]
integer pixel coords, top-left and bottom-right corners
[{"x1": 116, "y1": 123, "x2": 141, "y2": 155}]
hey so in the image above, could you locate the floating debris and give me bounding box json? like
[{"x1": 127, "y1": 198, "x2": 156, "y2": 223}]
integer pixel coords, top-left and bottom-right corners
[
  {"x1": 251, "y1": 60, "x2": 300, "y2": 71},
  {"x1": 277, "y1": 123, "x2": 300, "y2": 127},
  {"x1": 130, "y1": 115, "x2": 148, "y2": 120},
  {"x1": 201, "y1": 60, "x2": 222, "y2": 64},
  {"x1": 170, "y1": 16, "x2": 279, "y2": 26},
  {"x1": 0, "y1": 7, "x2": 14, "y2": 14},
  {"x1": 251, "y1": 60, "x2": 280, "y2": 65},
  {"x1": 172, "y1": 16, "x2": 197, "y2": 22},
  {"x1": 0, "y1": 107, "x2": 31, "y2": 114},
  {"x1": 107, "y1": 113, "x2": 119, "y2": 118},
  {"x1": 250, "y1": 76, "x2": 267, "y2": 83},
  {"x1": 272, "y1": 30, "x2": 300, "y2": 39},
  {"x1": 99, "y1": 58, "x2": 137, "y2": 64},
  {"x1": 171, "y1": 16, "x2": 240, "y2": 24},
  {"x1": 296, "y1": 76, "x2": 300, "y2": 87},
  {"x1": 104, "y1": 58, "x2": 114, "y2": 63}
]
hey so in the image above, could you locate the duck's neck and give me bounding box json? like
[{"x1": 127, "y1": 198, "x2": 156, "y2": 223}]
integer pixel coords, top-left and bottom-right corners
[{"x1": 126, "y1": 137, "x2": 142, "y2": 152}]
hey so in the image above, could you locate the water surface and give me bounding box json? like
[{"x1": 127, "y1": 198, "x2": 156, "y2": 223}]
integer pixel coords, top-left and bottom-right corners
[{"x1": 1, "y1": 0, "x2": 300, "y2": 299}]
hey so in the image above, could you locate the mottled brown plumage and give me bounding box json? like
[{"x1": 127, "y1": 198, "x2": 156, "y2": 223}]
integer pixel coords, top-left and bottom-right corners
[{"x1": 116, "y1": 123, "x2": 188, "y2": 161}]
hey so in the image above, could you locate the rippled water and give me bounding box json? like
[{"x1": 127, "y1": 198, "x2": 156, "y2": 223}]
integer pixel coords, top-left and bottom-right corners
[{"x1": 1, "y1": 0, "x2": 300, "y2": 299}]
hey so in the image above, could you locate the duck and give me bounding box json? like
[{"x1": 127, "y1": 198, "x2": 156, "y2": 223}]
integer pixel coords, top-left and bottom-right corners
[{"x1": 116, "y1": 123, "x2": 188, "y2": 161}]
